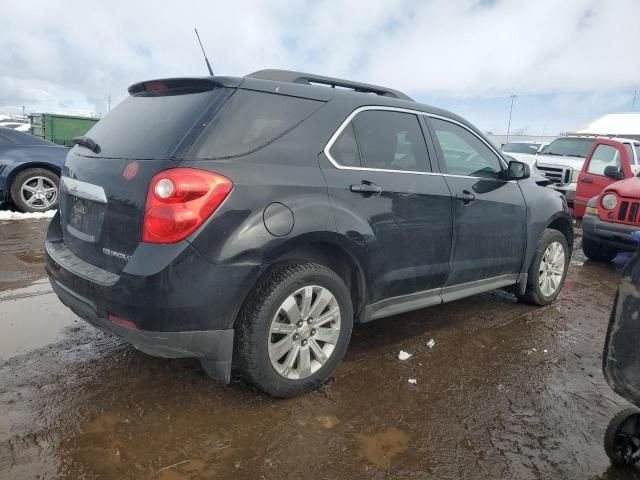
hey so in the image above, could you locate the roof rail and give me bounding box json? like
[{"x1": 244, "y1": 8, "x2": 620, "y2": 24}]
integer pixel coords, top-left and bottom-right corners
[{"x1": 247, "y1": 69, "x2": 413, "y2": 101}]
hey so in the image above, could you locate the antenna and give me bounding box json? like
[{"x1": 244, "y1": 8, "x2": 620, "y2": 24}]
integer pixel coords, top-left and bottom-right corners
[{"x1": 194, "y1": 28, "x2": 214, "y2": 76}]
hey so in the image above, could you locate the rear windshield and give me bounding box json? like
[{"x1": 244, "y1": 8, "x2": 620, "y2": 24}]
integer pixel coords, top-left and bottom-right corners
[
  {"x1": 74, "y1": 87, "x2": 230, "y2": 159},
  {"x1": 188, "y1": 89, "x2": 323, "y2": 159}
]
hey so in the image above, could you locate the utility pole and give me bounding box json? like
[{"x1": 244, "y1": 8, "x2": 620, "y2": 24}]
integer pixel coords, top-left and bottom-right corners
[
  {"x1": 633, "y1": 89, "x2": 637, "y2": 112},
  {"x1": 506, "y1": 95, "x2": 517, "y2": 143},
  {"x1": 108, "y1": 93, "x2": 111, "y2": 112}
]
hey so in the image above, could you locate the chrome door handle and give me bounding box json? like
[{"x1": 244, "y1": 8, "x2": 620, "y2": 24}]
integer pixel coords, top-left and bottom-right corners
[
  {"x1": 455, "y1": 191, "x2": 476, "y2": 205},
  {"x1": 350, "y1": 182, "x2": 382, "y2": 195}
]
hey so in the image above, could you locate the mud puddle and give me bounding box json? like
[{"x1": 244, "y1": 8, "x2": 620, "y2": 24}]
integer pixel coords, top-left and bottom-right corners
[
  {"x1": 0, "y1": 279, "x2": 78, "y2": 359},
  {"x1": 1, "y1": 229, "x2": 640, "y2": 479},
  {"x1": 0, "y1": 218, "x2": 49, "y2": 291}
]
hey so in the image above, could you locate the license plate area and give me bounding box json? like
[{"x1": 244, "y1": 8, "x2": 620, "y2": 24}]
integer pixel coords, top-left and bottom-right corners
[{"x1": 59, "y1": 177, "x2": 108, "y2": 244}]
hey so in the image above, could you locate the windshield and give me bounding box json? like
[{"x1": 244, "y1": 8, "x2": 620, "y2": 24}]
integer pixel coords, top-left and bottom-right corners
[
  {"x1": 542, "y1": 137, "x2": 595, "y2": 158},
  {"x1": 502, "y1": 142, "x2": 540, "y2": 154}
]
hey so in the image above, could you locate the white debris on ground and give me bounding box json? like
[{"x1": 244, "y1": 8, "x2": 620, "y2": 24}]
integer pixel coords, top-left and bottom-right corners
[
  {"x1": 543, "y1": 349, "x2": 548, "y2": 353},
  {"x1": 0, "y1": 210, "x2": 56, "y2": 221},
  {"x1": 408, "y1": 378, "x2": 417, "y2": 385},
  {"x1": 398, "y1": 350, "x2": 412, "y2": 361},
  {"x1": 426, "y1": 339, "x2": 435, "y2": 349}
]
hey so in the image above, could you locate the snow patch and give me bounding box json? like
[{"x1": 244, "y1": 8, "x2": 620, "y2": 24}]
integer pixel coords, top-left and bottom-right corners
[
  {"x1": 398, "y1": 350, "x2": 412, "y2": 361},
  {"x1": 0, "y1": 210, "x2": 56, "y2": 221}
]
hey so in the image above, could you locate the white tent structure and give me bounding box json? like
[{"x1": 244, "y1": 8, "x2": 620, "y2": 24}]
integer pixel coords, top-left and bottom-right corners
[{"x1": 570, "y1": 113, "x2": 640, "y2": 140}]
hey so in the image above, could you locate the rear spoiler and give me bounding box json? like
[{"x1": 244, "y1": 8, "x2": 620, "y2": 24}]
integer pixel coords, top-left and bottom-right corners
[{"x1": 128, "y1": 77, "x2": 242, "y2": 96}]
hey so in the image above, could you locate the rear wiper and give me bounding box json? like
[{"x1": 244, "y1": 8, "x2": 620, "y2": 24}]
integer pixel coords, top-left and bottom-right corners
[{"x1": 72, "y1": 136, "x2": 101, "y2": 153}]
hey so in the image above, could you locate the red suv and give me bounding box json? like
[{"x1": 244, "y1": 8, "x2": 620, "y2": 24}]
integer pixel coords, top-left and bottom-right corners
[
  {"x1": 582, "y1": 176, "x2": 640, "y2": 261},
  {"x1": 575, "y1": 138, "x2": 640, "y2": 218}
]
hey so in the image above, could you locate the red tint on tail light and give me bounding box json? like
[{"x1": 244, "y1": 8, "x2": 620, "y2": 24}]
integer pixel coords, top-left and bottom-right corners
[{"x1": 142, "y1": 168, "x2": 233, "y2": 244}]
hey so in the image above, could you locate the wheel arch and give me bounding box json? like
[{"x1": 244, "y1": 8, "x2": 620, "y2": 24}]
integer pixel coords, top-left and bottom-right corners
[
  {"x1": 546, "y1": 212, "x2": 574, "y2": 255},
  {"x1": 235, "y1": 239, "x2": 367, "y2": 325},
  {"x1": 7, "y1": 162, "x2": 61, "y2": 191}
]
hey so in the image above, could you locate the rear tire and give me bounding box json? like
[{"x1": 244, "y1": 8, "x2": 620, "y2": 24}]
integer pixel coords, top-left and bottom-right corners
[
  {"x1": 10, "y1": 168, "x2": 59, "y2": 212},
  {"x1": 517, "y1": 229, "x2": 569, "y2": 306},
  {"x1": 582, "y1": 237, "x2": 617, "y2": 262},
  {"x1": 234, "y1": 262, "x2": 353, "y2": 398},
  {"x1": 604, "y1": 408, "x2": 640, "y2": 466}
]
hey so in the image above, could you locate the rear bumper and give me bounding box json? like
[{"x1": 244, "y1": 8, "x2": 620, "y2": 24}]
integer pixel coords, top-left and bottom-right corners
[
  {"x1": 45, "y1": 213, "x2": 261, "y2": 382},
  {"x1": 582, "y1": 214, "x2": 639, "y2": 252},
  {"x1": 49, "y1": 276, "x2": 234, "y2": 381}
]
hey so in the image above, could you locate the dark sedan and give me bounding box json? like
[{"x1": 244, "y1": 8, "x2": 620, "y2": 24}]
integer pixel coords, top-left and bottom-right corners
[{"x1": 0, "y1": 127, "x2": 68, "y2": 212}]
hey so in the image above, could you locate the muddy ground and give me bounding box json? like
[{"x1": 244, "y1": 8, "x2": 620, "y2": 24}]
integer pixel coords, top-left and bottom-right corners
[{"x1": 0, "y1": 217, "x2": 639, "y2": 480}]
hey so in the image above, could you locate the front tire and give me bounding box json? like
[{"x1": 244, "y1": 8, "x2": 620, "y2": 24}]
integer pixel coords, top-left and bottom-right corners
[
  {"x1": 10, "y1": 168, "x2": 59, "y2": 212},
  {"x1": 582, "y1": 236, "x2": 617, "y2": 262},
  {"x1": 518, "y1": 229, "x2": 569, "y2": 306},
  {"x1": 233, "y1": 263, "x2": 353, "y2": 398}
]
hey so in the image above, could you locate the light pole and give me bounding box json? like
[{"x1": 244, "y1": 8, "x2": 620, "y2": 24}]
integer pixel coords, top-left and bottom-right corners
[{"x1": 506, "y1": 95, "x2": 517, "y2": 143}]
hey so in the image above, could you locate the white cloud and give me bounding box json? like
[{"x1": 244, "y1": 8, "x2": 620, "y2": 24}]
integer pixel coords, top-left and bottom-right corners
[{"x1": 1, "y1": 0, "x2": 639, "y2": 132}]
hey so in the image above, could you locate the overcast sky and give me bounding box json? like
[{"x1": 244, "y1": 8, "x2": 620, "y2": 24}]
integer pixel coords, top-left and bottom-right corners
[{"x1": 2, "y1": 0, "x2": 639, "y2": 135}]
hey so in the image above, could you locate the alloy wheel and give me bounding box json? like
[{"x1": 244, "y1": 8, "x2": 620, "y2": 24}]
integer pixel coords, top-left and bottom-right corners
[
  {"x1": 268, "y1": 285, "x2": 341, "y2": 380},
  {"x1": 20, "y1": 176, "x2": 57, "y2": 210},
  {"x1": 538, "y1": 241, "x2": 565, "y2": 297}
]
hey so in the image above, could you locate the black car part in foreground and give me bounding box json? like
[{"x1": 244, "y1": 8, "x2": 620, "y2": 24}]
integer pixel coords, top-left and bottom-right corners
[
  {"x1": 46, "y1": 70, "x2": 573, "y2": 397},
  {"x1": 602, "y1": 238, "x2": 640, "y2": 466}
]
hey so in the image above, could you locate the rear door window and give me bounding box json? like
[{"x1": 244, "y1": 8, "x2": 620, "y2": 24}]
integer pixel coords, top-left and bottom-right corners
[
  {"x1": 329, "y1": 123, "x2": 361, "y2": 167},
  {"x1": 587, "y1": 144, "x2": 621, "y2": 175},
  {"x1": 190, "y1": 90, "x2": 322, "y2": 159},
  {"x1": 353, "y1": 110, "x2": 430, "y2": 172},
  {"x1": 328, "y1": 109, "x2": 431, "y2": 172}
]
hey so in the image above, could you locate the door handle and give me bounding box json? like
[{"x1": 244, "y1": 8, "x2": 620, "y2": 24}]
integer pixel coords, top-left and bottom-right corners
[
  {"x1": 455, "y1": 191, "x2": 476, "y2": 205},
  {"x1": 580, "y1": 177, "x2": 593, "y2": 184},
  {"x1": 350, "y1": 182, "x2": 382, "y2": 195}
]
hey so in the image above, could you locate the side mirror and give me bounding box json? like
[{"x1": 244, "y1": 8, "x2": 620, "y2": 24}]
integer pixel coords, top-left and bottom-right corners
[
  {"x1": 507, "y1": 160, "x2": 530, "y2": 180},
  {"x1": 604, "y1": 165, "x2": 624, "y2": 180}
]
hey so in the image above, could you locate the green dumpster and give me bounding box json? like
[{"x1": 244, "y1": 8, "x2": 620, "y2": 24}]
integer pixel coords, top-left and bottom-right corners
[{"x1": 29, "y1": 113, "x2": 99, "y2": 147}]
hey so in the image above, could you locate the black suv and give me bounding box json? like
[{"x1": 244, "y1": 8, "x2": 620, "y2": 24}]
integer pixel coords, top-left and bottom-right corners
[{"x1": 46, "y1": 70, "x2": 573, "y2": 397}]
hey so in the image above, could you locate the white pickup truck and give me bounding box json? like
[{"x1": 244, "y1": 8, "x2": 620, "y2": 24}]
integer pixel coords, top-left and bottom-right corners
[{"x1": 507, "y1": 136, "x2": 640, "y2": 205}]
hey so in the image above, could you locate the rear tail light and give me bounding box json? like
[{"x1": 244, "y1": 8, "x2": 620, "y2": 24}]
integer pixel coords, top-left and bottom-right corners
[{"x1": 142, "y1": 168, "x2": 233, "y2": 243}]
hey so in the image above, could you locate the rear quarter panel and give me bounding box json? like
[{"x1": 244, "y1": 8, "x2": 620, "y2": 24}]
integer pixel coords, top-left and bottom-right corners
[{"x1": 182, "y1": 99, "x2": 343, "y2": 267}]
